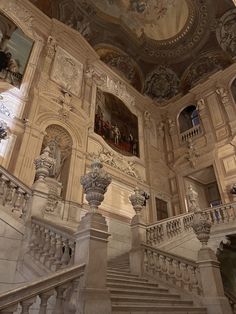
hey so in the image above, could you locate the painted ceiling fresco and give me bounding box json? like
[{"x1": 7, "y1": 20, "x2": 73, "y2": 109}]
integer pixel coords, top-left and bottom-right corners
[
  {"x1": 93, "y1": 0, "x2": 189, "y2": 41},
  {"x1": 31, "y1": 0, "x2": 236, "y2": 103}
]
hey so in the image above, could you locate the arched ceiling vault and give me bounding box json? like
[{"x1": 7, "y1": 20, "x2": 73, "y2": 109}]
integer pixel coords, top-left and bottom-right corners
[{"x1": 31, "y1": 0, "x2": 236, "y2": 103}]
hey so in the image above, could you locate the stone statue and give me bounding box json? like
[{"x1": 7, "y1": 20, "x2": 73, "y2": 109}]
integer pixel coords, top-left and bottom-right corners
[
  {"x1": 187, "y1": 185, "x2": 200, "y2": 212},
  {"x1": 47, "y1": 139, "x2": 67, "y2": 181}
]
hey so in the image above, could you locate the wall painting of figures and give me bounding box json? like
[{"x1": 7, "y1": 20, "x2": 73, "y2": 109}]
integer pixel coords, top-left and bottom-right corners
[
  {"x1": 0, "y1": 12, "x2": 33, "y2": 88},
  {"x1": 94, "y1": 89, "x2": 139, "y2": 157}
]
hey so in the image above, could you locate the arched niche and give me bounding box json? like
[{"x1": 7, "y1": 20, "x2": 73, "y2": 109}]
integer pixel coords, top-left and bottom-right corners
[
  {"x1": 94, "y1": 88, "x2": 139, "y2": 157},
  {"x1": 178, "y1": 105, "x2": 200, "y2": 133},
  {"x1": 42, "y1": 124, "x2": 73, "y2": 198},
  {"x1": 230, "y1": 77, "x2": 236, "y2": 104},
  {"x1": 0, "y1": 11, "x2": 34, "y2": 88}
]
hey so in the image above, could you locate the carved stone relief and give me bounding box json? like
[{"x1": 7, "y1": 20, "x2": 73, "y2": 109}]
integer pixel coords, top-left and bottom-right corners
[
  {"x1": 144, "y1": 66, "x2": 180, "y2": 102},
  {"x1": 89, "y1": 147, "x2": 143, "y2": 181},
  {"x1": 216, "y1": 8, "x2": 236, "y2": 56},
  {"x1": 51, "y1": 47, "x2": 83, "y2": 97}
]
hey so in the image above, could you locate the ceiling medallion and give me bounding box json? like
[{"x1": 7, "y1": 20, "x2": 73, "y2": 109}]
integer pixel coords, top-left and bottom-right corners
[{"x1": 144, "y1": 66, "x2": 180, "y2": 102}]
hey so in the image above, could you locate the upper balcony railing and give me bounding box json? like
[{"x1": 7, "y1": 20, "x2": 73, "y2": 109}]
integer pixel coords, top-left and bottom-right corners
[
  {"x1": 180, "y1": 124, "x2": 202, "y2": 143},
  {"x1": 146, "y1": 203, "x2": 236, "y2": 247}
]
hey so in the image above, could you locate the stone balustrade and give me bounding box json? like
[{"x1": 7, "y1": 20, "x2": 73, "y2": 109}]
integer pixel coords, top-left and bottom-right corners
[
  {"x1": 205, "y1": 203, "x2": 236, "y2": 224},
  {"x1": 146, "y1": 203, "x2": 236, "y2": 247},
  {"x1": 0, "y1": 263, "x2": 85, "y2": 314},
  {"x1": 142, "y1": 244, "x2": 202, "y2": 296},
  {"x1": 29, "y1": 216, "x2": 76, "y2": 271},
  {"x1": 146, "y1": 212, "x2": 194, "y2": 246},
  {"x1": 0, "y1": 166, "x2": 32, "y2": 220},
  {"x1": 225, "y1": 290, "x2": 236, "y2": 314},
  {"x1": 180, "y1": 124, "x2": 202, "y2": 143}
]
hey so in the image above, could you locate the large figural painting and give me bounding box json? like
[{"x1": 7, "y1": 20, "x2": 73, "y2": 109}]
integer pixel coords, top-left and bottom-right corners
[
  {"x1": 94, "y1": 89, "x2": 139, "y2": 157},
  {"x1": 0, "y1": 12, "x2": 33, "y2": 88}
]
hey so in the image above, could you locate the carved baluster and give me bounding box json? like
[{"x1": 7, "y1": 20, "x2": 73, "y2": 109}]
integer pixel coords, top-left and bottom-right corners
[
  {"x1": 20, "y1": 297, "x2": 36, "y2": 314},
  {"x1": 40, "y1": 228, "x2": 51, "y2": 264},
  {"x1": 68, "y1": 240, "x2": 75, "y2": 266},
  {"x1": 146, "y1": 229, "x2": 150, "y2": 245},
  {"x1": 160, "y1": 255, "x2": 167, "y2": 281},
  {"x1": 52, "y1": 234, "x2": 63, "y2": 270},
  {"x1": 182, "y1": 263, "x2": 191, "y2": 291},
  {"x1": 39, "y1": 290, "x2": 55, "y2": 314},
  {"x1": 155, "y1": 253, "x2": 161, "y2": 277},
  {"x1": 46, "y1": 232, "x2": 56, "y2": 268},
  {"x1": 143, "y1": 249, "x2": 148, "y2": 273},
  {"x1": 35, "y1": 226, "x2": 46, "y2": 260},
  {"x1": 31, "y1": 224, "x2": 41, "y2": 257},
  {"x1": 160, "y1": 225, "x2": 164, "y2": 241},
  {"x1": 53, "y1": 284, "x2": 69, "y2": 314},
  {"x1": 149, "y1": 251, "x2": 155, "y2": 274},
  {"x1": 64, "y1": 278, "x2": 80, "y2": 314},
  {"x1": 189, "y1": 265, "x2": 199, "y2": 295},
  {"x1": 4, "y1": 182, "x2": 16, "y2": 206},
  {"x1": 153, "y1": 227, "x2": 157, "y2": 245},
  {"x1": 12, "y1": 187, "x2": 24, "y2": 215},
  {"x1": 0, "y1": 304, "x2": 18, "y2": 314},
  {"x1": 61, "y1": 238, "x2": 71, "y2": 267},
  {"x1": 0, "y1": 175, "x2": 7, "y2": 204},
  {"x1": 20, "y1": 193, "x2": 30, "y2": 220},
  {"x1": 174, "y1": 260, "x2": 182, "y2": 288},
  {"x1": 221, "y1": 206, "x2": 229, "y2": 222},
  {"x1": 149, "y1": 228, "x2": 153, "y2": 246},
  {"x1": 167, "y1": 257, "x2": 175, "y2": 284}
]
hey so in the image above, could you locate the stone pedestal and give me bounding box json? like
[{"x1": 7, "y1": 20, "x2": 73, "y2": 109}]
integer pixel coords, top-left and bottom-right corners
[
  {"x1": 197, "y1": 248, "x2": 232, "y2": 314},
  {"x1": 74, "y1": 212, "x2": 111, "y2": 314}
]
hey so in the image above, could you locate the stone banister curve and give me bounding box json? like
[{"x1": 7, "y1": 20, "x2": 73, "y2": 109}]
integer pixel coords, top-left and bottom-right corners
[{"x1": 0, "y1": 264, "x2": 85, "y2": 312}]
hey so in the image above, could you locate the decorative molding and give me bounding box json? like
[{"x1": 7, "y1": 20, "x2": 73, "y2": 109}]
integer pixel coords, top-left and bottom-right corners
[
  {"x1": 51, "y1": 47, "x2": 83, "y2": 98},
  {"x1": 1, "y1": 0, "x2": 34, "y2": 37}
]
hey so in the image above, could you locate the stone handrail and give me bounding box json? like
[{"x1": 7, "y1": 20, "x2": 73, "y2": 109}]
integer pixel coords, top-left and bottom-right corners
[
  {"x1": 0, "y1": 166, "x2": 32, "y2": 220},
  {"x1": 225, "y1": 290, "x2": 236, "y2": 314},
  {"x1": 29, "y1": 216, "x2": 77, "y2": 271},
  {"x1": 142, "y1": 244, "x2": 202, "y2": 296},
  {"x1": 146, "y1": 203, "x2": 236, "y2": 247},
  {"x1": 180, "y1": 124, "x2": 202, "y2": 143},
  {"x1": 0, "y1": 263, "x2": 85, "y2": 313}
]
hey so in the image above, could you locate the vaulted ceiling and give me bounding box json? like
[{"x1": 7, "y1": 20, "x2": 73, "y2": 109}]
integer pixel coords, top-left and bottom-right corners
[{"x1": 31, "y1": 0, "x2": 236, "y2": 103}]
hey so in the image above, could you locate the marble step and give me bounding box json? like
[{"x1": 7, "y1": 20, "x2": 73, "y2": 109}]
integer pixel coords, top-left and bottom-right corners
[
  {"x1": 109, "y1": 288, "x2": 179, "y2": 299},
  {"x1": 111, "y1": 295, "x2": 191, "y2": 305},
  {"x1": 107, "y1": 277, "x2": 159, "y2": 286},
  {"x1": 108, "y1": 282, "x2": 169, "y2": 293},
  {"x1": 112, "y1": 304, "x2": 207, "y2": 313}
]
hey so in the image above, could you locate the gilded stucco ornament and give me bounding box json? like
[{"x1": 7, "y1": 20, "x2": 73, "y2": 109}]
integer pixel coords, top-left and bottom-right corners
[{"x1": 80, "y1": 159, "x2": 112, "y2": 212}]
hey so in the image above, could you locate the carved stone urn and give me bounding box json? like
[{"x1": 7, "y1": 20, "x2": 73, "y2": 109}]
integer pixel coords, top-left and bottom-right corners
[
  {"x1": 129, "y1": 187, "x2": 146, "y2": 217},
  {"x1": 192, "y1": 210, "x2": 211, "y2": 247},
  {"x1": 34, "y1": 146, "x2": 55, "y2": 181},
  {"x1": 80, "y1": 159, "x2": 112, "y2": 212}
]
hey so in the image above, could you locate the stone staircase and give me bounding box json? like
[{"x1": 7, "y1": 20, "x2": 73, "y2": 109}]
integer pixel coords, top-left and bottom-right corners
[{"x1": 107, "y1": 254, "x2": 207, "y2": 314}]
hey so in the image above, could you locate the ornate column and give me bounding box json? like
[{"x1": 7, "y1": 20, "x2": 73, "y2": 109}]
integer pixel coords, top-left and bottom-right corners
[
  {"x1": 192, "y1": 209, "x2": 232, "y2": 314},
  {"x1": 129, "y1": 187, "x2": 147, "y2": 275},
  {"x1": 216, "y1": 87, "x2": 236, "y2": 132},
  {"x1": 75, "y1": 160, "x2": 112, "y2": 314}
]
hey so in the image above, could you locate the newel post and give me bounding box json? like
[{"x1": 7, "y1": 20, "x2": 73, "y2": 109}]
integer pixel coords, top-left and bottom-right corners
[
  {"x1": 129, "y1": 187, "x2": 147, "y2": 275},
  {"x1": 192, "y1": 208, "x2": 232, "y2": 314},
  {"x1": 75, "y1": 159, "x2": 112, "y2": 314}
]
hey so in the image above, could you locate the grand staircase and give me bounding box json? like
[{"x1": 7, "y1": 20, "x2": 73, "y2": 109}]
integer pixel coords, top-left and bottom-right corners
[{"x1": 107, "y1": 254, "x2": 207, "y2": 314}]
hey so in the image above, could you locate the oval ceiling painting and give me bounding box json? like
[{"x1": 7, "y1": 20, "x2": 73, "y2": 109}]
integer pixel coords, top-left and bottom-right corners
[{"x1": 93, "y1": 0, "x2": 189, "y2": 41}]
